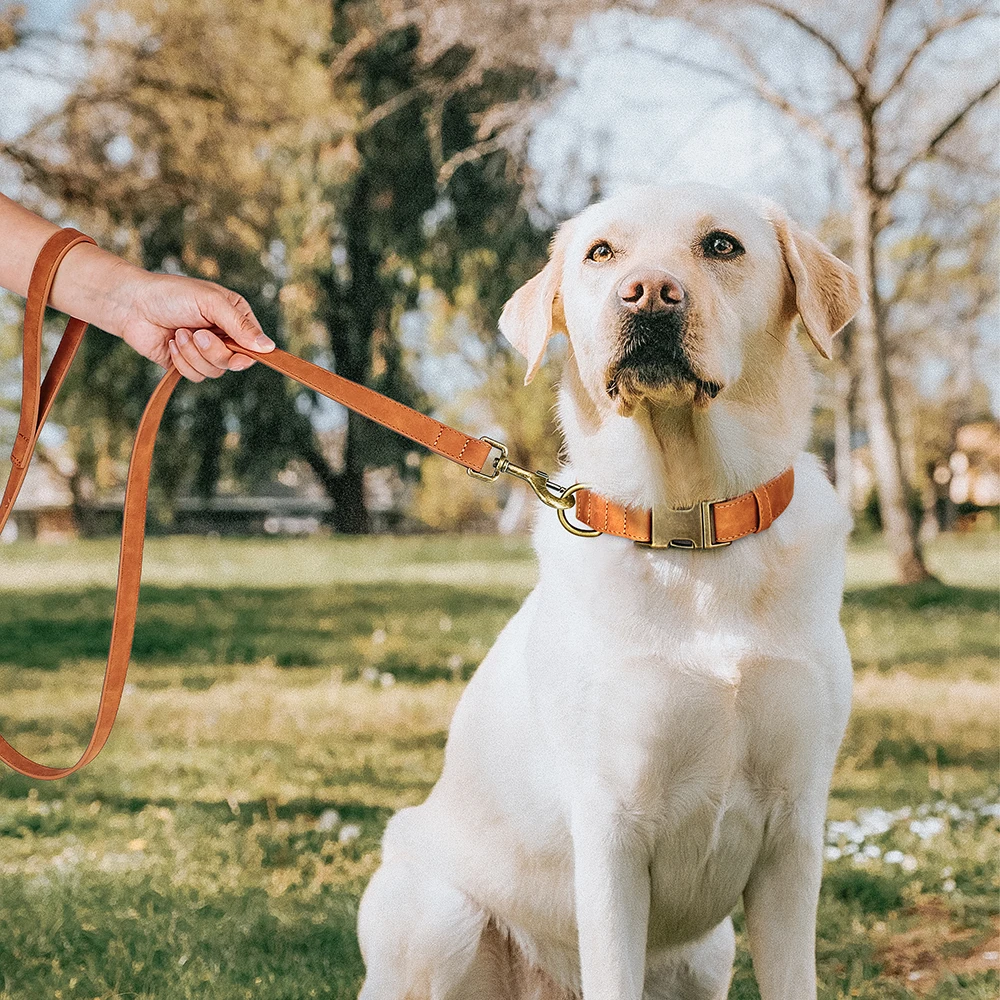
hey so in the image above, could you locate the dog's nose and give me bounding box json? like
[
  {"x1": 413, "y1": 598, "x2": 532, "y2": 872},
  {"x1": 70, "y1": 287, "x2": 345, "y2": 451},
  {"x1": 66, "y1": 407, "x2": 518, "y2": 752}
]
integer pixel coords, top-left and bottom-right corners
[{"x1": 617, "y1": 270, "x2": 686, "y2": 313}]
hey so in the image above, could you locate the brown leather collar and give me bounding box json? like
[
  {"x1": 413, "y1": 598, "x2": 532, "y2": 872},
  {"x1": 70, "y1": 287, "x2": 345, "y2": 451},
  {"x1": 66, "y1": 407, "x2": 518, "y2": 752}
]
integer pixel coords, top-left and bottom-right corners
[{"x1": 570, "y1": 467, "x2": 795, "y2": 549}]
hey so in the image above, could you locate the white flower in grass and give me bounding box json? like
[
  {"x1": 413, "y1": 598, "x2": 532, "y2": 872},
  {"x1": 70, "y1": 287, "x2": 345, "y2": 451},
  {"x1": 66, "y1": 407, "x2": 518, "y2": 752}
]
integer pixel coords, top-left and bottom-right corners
[
  {"x1": 338, "y1": 823, "x2": 361, "y2": 844},
  {"x1": 824, "y1": 846, "x2": 842, "y2": 862},
  {"x1": 843, "y1": 842, "x2": 859, "y2": 855},
  {"x1": 942, "y1": 878, "x2": 957, "y2": 892},
  {"x1": 909, "y1": 817, "x2": 946, "y2": 841},
  {"x1": 884, "y1": 850, "x2": 905, "y2": 865},
  {"x1": 371, "y1": 629, "x2": 387, "y2": 646},
  {"x1": 979, "y1": 803, "x2": 1000, "y2": 819},
  {"x1": 862, "y1": 844, "x2": 882, "y2": 859},
  {"x1": 316, "y1": 809, "x2": 340, "y2": 833},
  {"x1": 379, "y1": 672, "x2": 396, "y2": 688},
  {"x1": 361, "y1": 667, "x2": 379, "y2": 684},
  {"x1": 826, "y1": 819, "x2": 865, "y2": 844},
  {"x1": 856, "y1": 808, "x2": 893, "y2": 838},
  {"x1": 901, "y1": 855, "x2": 918, "y2": 872}
]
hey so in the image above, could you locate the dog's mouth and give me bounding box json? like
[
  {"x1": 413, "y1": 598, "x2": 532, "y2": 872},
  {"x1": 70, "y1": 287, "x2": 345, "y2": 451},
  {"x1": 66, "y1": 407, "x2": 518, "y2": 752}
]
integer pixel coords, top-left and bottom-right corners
[{"x1": 605, "y1": 313, "x2": 722, "y2": 409}]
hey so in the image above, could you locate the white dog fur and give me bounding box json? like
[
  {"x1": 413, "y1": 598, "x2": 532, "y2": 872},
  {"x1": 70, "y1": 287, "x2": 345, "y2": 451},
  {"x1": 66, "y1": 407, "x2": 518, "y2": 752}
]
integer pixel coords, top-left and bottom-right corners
[{"x1": 357, "y1": 183, "x2": 862, "y2": 1000}]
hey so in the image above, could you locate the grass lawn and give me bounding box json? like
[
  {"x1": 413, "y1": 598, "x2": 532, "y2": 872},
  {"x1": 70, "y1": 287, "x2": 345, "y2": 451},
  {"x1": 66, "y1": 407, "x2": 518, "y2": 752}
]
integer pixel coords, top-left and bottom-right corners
[{"x1": 0, "y1": 530, "x2": 997, "y2": 1000}]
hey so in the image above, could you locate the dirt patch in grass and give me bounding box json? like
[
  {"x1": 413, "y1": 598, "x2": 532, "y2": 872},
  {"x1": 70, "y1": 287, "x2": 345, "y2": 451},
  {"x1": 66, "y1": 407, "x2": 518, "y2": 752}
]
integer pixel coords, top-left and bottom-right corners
[{"x1": 875, "y1": 898, "x2": 1000, "y2": 994}]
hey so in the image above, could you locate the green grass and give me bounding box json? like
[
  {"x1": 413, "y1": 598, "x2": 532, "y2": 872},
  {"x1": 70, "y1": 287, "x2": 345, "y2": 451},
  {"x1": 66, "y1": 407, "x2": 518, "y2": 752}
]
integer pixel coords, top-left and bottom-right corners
[{"x1": 0, "y1": 531, "x2": 997, "y2": 999}]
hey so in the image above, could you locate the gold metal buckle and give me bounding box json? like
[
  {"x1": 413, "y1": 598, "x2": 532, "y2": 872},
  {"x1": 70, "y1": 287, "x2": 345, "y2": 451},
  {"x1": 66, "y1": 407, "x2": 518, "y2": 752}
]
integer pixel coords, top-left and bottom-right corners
[
  {"x1": 644, "y1": 500, "x2": 730, "y2": 549},
  {"x1": 468, "y1": 436, "x2": 576, "y2": 512}
]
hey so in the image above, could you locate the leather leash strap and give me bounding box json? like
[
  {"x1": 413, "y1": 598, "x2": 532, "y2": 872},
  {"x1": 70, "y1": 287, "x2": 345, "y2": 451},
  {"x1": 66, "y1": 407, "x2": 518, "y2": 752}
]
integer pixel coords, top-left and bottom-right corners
[
  {"x1": 572, "y1": 467, "x2": 795, "y2": 546},
  {"x1": 0, "y1": 228, "x2": 493, "y2": 779}
]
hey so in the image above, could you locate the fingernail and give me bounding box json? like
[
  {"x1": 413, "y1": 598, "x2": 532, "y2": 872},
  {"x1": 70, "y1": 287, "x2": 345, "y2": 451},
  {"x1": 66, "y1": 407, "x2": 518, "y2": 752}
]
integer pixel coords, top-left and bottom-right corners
[
  {"x1": 194, "y1": 330, "x2": 212, "y2": 349},
  {"x1": 229, "y1": 356, "x2": 252, "y2": 371},
  {"x1": 176, "y1": 329, "x2": 190, "y2": 345},
  {"x1": 255, "y1": 333, "x2": 275, "y2": 351}
]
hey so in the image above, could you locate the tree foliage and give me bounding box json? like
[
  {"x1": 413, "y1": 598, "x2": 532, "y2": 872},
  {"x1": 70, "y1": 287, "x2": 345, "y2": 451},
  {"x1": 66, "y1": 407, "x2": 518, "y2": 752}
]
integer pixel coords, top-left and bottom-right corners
[{"x1": 1, "y1": 0, "x2": 558, "y2": 531}]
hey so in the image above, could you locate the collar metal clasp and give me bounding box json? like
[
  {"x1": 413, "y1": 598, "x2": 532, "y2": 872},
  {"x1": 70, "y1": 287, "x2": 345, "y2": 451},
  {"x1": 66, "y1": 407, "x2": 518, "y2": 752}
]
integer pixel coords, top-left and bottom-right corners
[{"x1": 645, "y1": 500, "x2": 730, "y2": 550}]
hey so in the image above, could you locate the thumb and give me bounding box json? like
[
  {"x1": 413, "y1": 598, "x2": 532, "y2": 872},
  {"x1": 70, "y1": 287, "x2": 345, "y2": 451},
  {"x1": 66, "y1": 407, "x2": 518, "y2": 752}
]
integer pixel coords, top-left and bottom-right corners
[{"x1": 200, "y1": 284, "x2": 274, "y2": 352}]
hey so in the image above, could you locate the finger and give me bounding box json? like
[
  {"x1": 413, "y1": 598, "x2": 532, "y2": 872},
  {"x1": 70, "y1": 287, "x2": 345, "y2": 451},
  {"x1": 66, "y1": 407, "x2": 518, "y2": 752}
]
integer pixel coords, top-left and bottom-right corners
[
  {"x1": 199, "y1": 284, "x2": 274, "y2": 353},
  {"x1": 192, "y1": 328, "x2": 255, "y2": 372},
  {"x1": 174, "y1": 328, "x2": 227, "y2": 380},
  {"x1": 168, "y1": 339, "x2": 205, "y2": 382}
]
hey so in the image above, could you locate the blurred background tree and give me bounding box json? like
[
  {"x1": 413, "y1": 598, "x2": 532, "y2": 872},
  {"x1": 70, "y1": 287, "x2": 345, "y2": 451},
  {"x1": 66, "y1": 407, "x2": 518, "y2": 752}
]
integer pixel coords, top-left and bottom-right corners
[{"x1": 1, "y1": 0, "x2": 557, "y2": 532}]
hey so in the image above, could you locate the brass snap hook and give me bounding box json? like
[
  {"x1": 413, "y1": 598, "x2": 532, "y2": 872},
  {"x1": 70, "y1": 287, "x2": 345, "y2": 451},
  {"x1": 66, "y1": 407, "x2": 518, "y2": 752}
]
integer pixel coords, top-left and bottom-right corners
[{"x1": 468, "y1": 437, "x2": 575, "y2": 511}]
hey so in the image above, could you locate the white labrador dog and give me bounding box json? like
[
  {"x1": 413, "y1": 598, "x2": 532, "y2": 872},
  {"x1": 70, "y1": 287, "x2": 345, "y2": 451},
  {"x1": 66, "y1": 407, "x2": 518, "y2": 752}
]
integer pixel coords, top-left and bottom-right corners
[{"x1": 357, "y1": 183, "x2": 861, "y2": 1000}]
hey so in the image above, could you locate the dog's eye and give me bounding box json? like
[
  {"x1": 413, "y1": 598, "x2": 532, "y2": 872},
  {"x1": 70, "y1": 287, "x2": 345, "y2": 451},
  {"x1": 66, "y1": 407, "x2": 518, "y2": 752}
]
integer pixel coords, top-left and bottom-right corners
[
  {"x1": 703, "y1": 232, "x2": 744, "y2": 260},
  {"x1": 586, "y1": 241, "x2": 614, "y2": 263}
]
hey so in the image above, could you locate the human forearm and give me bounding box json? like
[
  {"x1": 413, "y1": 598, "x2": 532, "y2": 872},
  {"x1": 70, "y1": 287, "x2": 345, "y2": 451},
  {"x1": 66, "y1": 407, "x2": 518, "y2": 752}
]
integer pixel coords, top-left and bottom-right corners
[
  {"x1": 0, "y1": 192, "x2": 272, "y2": 380},
  {"x1": 0, "y1": 193, "x2": 140, "y2": 335}
]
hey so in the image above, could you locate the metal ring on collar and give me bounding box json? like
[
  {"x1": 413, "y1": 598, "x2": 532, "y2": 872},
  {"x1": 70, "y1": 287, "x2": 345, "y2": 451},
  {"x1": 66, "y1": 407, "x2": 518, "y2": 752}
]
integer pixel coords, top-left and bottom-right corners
[{"x1": 556, "y1": 483, "x2": 603, "y2": 537}]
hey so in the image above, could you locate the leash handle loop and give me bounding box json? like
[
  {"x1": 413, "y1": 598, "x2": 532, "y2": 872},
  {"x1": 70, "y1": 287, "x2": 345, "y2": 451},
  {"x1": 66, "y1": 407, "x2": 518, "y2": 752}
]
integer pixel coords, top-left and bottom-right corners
[{"x1": 0, "y1": 231, "x2": 500, "y2": 779}]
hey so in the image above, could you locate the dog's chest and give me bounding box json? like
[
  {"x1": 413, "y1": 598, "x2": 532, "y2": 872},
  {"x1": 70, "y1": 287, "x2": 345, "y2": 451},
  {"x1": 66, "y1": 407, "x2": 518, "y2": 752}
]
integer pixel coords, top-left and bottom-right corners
[
  {"x1": 578, "y1": 637, "x2": 811, "y2": 945},
  {"x1": 546, "y1": 543, "x2": 826, "y2": 941}
]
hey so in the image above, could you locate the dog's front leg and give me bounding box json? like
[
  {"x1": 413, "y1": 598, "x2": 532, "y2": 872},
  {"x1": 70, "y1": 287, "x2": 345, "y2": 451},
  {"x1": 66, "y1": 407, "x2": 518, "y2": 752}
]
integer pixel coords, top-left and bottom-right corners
[
  {"x1": 572, "y1": 807, "x2": 650, "y2": 1000},
  {"x1": 743, "y1": 831, "x2": 824, "y2": 1000}
]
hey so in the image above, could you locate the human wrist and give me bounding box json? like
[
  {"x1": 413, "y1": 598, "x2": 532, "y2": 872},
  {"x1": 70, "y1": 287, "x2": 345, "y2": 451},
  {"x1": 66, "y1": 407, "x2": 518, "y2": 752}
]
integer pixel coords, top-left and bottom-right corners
[{"x1": 48, "y1": 242, "x2": 144, "y2": 338}]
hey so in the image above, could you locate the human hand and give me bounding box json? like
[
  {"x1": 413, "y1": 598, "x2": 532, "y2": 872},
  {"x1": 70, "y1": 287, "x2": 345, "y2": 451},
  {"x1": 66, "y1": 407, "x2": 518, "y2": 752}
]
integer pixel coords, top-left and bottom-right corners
[{"x1": 107, "y1": 267, "x2": 274, "y2": 382}]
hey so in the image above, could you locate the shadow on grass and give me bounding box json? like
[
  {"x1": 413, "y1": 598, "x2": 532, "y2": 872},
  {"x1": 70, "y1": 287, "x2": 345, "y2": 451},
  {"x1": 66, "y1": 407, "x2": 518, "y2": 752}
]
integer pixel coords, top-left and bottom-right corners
[
  {"x1": 0, "y1": 582, "x2": 525, "y2": 673},
  {"x1": 843, "y1": 581, "x2": 999, "y2": 613},
  {"x1": 842, "y1": 582, "x2": 999, "y2": 678}
]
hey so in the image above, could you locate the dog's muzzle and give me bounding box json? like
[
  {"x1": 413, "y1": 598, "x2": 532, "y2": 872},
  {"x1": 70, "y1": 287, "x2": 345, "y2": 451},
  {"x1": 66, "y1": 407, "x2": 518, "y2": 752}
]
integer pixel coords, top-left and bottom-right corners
[
  {"x1": 606, "y1": 268, "x2": 720, "y2": 402},
  {"x1": 606, "y1": 310, "x2": 721, "y2": 402}
]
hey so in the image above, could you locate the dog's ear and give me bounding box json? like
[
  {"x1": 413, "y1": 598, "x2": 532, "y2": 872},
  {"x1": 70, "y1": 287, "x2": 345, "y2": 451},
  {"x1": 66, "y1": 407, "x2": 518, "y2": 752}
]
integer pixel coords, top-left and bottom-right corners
[
  {"x1": 499, "y1": 229, "x2": 569, "y2": 385},
  {"x1": 769, "y1": 210, "x2": 862, "y2": 359}
]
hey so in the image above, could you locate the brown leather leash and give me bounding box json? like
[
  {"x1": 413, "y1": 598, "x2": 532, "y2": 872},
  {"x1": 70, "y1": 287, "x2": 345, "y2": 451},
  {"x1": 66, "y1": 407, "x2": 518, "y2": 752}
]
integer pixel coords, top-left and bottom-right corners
[{"x1": 0, "y1": 228, "x2": 792, "y2": 780}]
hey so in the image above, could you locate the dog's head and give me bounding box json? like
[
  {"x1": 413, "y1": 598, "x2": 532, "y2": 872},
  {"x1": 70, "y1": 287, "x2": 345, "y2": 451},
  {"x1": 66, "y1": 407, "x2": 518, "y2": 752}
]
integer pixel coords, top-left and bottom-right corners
[{"x1": 500, "y1": 184, "x2": 861, "y2": 416}]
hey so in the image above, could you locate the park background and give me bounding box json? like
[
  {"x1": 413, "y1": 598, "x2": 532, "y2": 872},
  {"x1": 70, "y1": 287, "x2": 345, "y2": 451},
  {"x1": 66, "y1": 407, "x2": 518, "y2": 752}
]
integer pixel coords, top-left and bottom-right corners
[{"x1": 0, "y1": 0, "x2": 998, "y2": 997}]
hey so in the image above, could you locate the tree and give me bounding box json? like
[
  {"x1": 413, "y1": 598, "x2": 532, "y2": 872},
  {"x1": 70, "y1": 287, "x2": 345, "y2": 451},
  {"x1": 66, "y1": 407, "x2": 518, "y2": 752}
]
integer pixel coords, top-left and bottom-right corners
[
  {"x1": 1, "y1": 0, "x2": 556, "y2": 531},
  {"x1": 0, "y1": 4, "x2": 22, "y2": 51},
  {"x1": 2, "y1": 0, "x2": 346, "y2": 518},
  {"x1": 278, "y1": 3, "x2": 556, "y2": 530},
  {"x1": 622, "y1": 0, "x2": 998, "y2": 582}
]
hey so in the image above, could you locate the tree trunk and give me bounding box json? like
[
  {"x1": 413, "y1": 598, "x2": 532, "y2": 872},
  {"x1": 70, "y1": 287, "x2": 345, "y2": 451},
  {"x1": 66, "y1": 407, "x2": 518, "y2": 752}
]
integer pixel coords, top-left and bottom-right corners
[
  {"x1": 833, "y1": 336, "x2": 853, "y2": 510},
  {"x1": 850, "y1": 189, "x2": 932, "y2": 583}
]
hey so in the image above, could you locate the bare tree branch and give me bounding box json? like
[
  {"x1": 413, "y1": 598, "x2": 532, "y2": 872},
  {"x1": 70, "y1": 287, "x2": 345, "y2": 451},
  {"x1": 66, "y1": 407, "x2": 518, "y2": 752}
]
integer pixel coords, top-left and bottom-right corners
[
  {"x1": 359, "y1": 85, "x2": 424, "y2": 131},
  {"x1": 862, "y1": 0, "x2": 898, "y2": 80},
  {"x1": 436, "y1": 133, "x2": 508, "y2": 186},
  {"x1": 884, "y1": 76, "x2": 1000, "y2": 195},
  {"x1": 327, "y1": 9, "x2": 416, "y2": 80},
  {"x1": 747, "y1": 0, "x2": 860, "y2": 88},
  {"x1": 629, "y1": 42, "x2": 835, "y2": 149},
  {"x1": 626, "y1": 28, "x2": 856, "y2": 176},
  {"x1": 873, "y1": 7, "x2": 996, "y2": 109}
]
